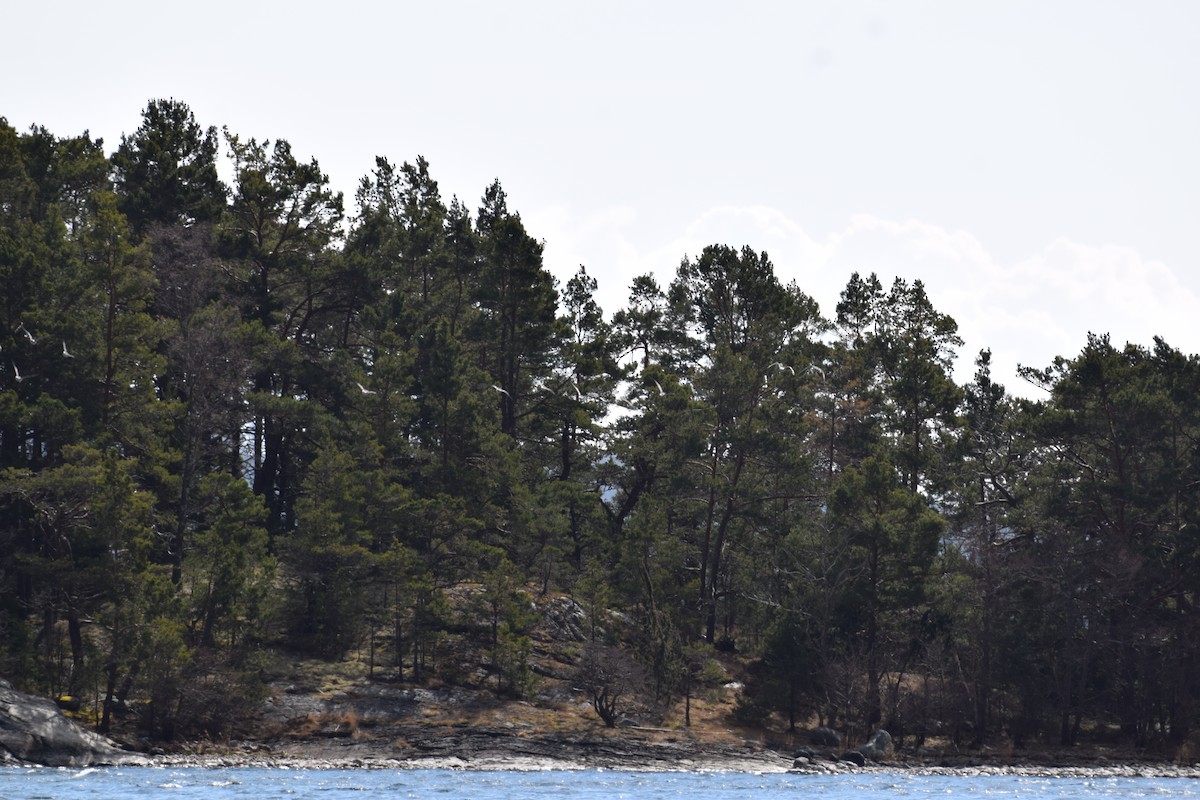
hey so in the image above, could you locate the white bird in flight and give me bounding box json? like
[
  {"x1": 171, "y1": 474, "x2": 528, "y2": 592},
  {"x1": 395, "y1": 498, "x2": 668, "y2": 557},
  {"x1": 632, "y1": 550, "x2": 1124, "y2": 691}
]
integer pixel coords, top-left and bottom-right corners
[
  {"x1": 492, "y1": 384, "x2": 510, "y2": 397},
  {"x1": 16, "y1": 322, "x2": 35, "y2": 344},
  {"x1": 13, "y1": 362, "x2": 26, "y2": 382},
  {"x1": 62, "y1": 341, "x2": 75, "y2": 358},
  {"x1": 356, "y1": 382, "x2": 376, "y2": 395},
  {"x1": 770, "y1": 362, "x2": 795, "y2": 375}
]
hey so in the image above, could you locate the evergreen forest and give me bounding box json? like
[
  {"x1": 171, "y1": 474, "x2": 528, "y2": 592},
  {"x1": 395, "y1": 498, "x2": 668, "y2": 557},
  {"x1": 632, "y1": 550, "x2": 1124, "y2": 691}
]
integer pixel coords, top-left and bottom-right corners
[{"x1": 2, "y1": 100, "x2": 1199, "y2": 749}]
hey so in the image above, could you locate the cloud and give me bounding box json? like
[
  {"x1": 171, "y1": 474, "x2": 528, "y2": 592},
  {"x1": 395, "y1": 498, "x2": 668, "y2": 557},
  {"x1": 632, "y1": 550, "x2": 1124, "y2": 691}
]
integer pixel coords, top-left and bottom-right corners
[
  {"x1": 526, "y1": 204, "x2": 642, "y2": 314},
  {"x1": 532, "y1": 203, "x2": 1200, "y2": 398},
  {"x1": 532, "y1": 203, "x2": 834, "y2": 317},
  {"x1": 814, "y1": 216, "x2": 1200, "y2": 394},
  {"x1": 1007, "y1": 238, "x2": 1198, "y2": 359}
]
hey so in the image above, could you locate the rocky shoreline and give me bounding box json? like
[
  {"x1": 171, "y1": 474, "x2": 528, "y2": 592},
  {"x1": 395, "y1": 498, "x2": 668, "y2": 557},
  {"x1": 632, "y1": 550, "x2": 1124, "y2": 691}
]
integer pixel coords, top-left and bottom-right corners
[
  {"x1": 130, "y1": 731, "x2": 1200, "y2": 779},
  {"x1": 136, "y1": 751, "x2": 1200, "y2": 779}
]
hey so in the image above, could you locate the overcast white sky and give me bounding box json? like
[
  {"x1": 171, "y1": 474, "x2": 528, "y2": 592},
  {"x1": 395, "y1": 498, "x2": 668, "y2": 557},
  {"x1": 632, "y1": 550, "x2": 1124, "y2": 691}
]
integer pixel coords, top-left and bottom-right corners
[{"x1": 6, "y1": 1, "x2": 1198, "y2": 395}]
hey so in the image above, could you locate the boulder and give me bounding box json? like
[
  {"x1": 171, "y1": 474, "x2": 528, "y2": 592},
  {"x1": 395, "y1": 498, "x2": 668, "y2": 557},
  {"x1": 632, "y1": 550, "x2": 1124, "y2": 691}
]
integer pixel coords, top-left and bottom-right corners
[
  {"x1": 838, "y1": 749, "x2": 866, "y2": 766},
  {"x1": 0, "y1": 678, "x2": 137, "y2": 766},
  {"x1": 809, "y1": 726, "x2": 842, "y2": 747},
  {"x1": 858, "y1": 728, "x2": 894, "y2": 761}
]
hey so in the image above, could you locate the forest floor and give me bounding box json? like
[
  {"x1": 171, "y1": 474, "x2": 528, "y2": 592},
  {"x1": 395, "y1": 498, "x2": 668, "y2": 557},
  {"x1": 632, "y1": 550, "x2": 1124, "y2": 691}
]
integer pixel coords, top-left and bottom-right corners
[
  {"x1": 132, "y1": 669, "x2": 1200, "y2": 777},
  {"x1": 118, "y1": 647, "x2": 1200, "y2": 776},
  {"x1": 107, "y1": 589, "x2": 1200, "y2": 776}
]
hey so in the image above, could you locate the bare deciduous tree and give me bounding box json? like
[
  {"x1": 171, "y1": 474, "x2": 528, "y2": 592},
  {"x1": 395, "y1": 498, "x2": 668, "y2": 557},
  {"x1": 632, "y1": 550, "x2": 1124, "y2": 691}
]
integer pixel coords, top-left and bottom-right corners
[{"x1": 574, "y1": 643, "x2": 645, "y2": 727}]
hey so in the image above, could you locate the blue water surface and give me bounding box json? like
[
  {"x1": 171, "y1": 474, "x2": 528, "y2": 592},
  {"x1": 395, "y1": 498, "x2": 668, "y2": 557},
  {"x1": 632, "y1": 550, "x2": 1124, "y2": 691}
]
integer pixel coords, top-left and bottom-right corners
[{"x1": 3, "y1": 767, "x2": 1199, "y2": 800}]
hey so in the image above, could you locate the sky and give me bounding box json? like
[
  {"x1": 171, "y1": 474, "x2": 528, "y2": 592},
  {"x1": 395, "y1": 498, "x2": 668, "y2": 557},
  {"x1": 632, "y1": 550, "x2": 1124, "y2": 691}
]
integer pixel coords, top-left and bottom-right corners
[{"x1": 6, "y1": 1, "x2": 1199, "y2": 396}]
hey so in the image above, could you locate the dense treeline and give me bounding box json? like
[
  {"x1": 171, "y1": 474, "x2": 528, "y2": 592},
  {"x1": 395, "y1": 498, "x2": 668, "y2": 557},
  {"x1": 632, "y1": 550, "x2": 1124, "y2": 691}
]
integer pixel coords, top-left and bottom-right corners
[{"x1": 2, "y1": 100, "x2": 1198, "y2": 747}]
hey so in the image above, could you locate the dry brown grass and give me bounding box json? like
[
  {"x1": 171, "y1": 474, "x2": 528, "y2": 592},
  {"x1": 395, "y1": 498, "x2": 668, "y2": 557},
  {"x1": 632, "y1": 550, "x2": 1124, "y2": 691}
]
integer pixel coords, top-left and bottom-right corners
[{"x1": 251, "y1": 585, "x2": 783, "y2": 752}]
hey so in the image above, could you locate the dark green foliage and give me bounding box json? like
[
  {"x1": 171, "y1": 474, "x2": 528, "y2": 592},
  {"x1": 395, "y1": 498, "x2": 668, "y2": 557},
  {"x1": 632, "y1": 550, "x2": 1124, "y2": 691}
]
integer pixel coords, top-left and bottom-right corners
[{"x1": 111, "y1": 99, "x2": 226, "y2": 233}]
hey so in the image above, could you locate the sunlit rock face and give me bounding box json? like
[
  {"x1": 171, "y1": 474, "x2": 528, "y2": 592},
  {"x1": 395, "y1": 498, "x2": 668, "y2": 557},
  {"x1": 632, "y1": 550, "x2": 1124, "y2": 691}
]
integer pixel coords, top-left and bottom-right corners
[{"x1": 0, "y1": 678, "x2": 137, "y2": 766}]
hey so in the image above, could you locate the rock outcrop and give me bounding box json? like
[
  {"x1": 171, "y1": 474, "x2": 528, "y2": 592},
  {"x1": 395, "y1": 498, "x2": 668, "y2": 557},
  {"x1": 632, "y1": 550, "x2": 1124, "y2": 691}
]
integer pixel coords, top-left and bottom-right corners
[
  {"x1": 838, "y1": 749, "x2": 867, "y2": 766},
  {"x1": 0, "y1": 679, "x2": 137, "y2": 766},
  {"x1": 809, "y1": 726, "x2": 842, "y2": 747}
]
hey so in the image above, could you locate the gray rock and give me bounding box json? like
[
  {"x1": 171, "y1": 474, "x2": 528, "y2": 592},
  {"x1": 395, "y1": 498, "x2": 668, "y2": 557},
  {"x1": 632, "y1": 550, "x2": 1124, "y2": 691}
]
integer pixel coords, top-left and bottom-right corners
[
  {"x1": 858, "y1": 728, "x2": 894, "y2": 761},
  {"x1": 0, "y1": 678, "x2": 137, "y2": 766},
  {"x1": 541, "y1": 597, "x2": 591, "y2": 642},
  {"x1": 839, "y1": 749, "x2": 866, "y2": 766}
]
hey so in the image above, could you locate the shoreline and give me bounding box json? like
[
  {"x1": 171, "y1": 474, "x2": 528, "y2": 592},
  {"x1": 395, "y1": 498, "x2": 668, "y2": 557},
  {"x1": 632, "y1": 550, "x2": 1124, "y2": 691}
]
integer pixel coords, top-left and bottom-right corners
[
  {"x1": 115, "y1": 755, "x2": 1200, "y2": 779},
  {"x1": 117, "y1": 740, "x2": 1200, "y2": 778}
]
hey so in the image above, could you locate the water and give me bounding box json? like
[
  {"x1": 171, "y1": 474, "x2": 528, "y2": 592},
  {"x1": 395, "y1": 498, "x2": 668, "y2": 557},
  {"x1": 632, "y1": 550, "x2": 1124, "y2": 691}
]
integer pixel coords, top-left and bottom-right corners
[{"x1": 3, "y1": 767, "x2": 1199, "y2": 800}]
